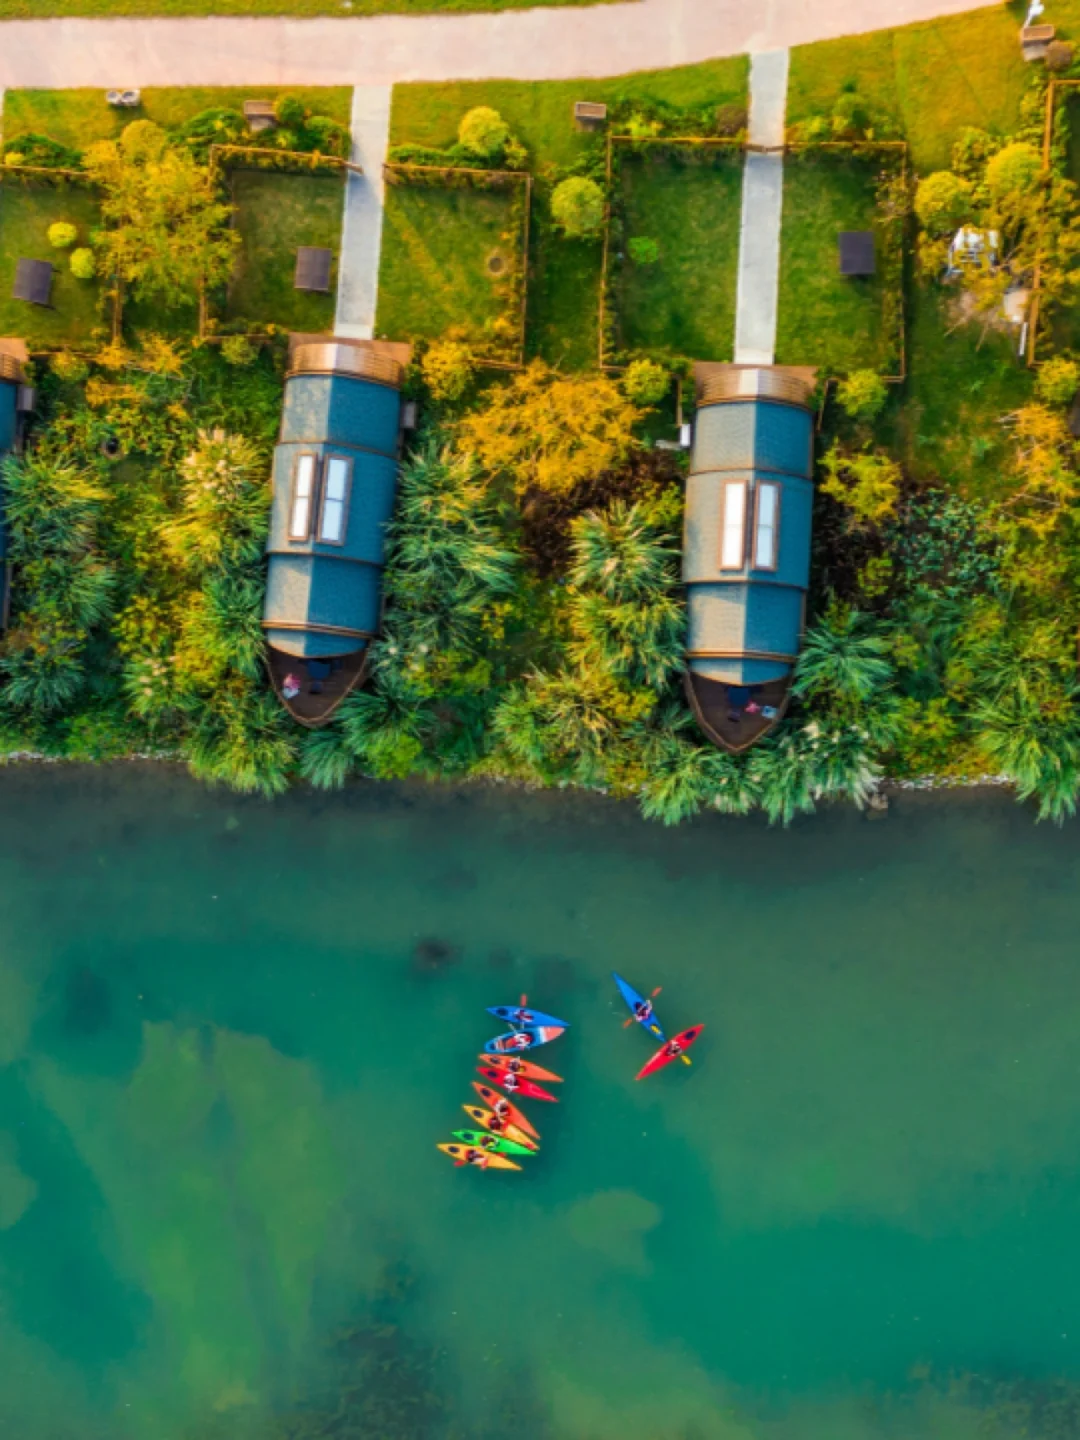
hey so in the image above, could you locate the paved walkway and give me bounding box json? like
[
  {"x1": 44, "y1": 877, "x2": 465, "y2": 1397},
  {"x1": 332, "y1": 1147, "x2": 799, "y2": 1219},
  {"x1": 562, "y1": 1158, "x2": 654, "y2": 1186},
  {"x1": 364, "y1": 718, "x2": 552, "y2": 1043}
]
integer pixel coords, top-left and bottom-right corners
[
  {"x1": 734, "y1": 49, "x2": 788, "y2": 367},
  {"x1": 0, "y1": 0, "x2": 999, "y2": 88},
  {"x1": 334, "y1": 85, "x2": 392, "y2": 340}
]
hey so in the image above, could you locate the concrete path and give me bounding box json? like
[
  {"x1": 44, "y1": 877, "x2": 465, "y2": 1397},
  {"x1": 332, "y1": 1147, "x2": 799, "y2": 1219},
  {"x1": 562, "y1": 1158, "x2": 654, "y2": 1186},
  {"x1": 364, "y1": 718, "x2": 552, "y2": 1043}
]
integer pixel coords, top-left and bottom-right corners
[
  {"x1": 335, "y1": 85, "x2": 392, "y2": 340},
  {"x1": 0, "y1": 0, "x2": 1002, "y2": 88},
  {"x1": 734, "y1": 48, "x2": 788, "y2": 366}
]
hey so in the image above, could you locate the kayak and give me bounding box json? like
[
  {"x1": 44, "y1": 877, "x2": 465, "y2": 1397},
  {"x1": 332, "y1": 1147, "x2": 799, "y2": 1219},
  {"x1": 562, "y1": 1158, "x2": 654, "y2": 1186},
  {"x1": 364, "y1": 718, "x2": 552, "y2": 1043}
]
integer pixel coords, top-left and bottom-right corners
[
  {"x1": 471, "y1": 1081, "x2": 539, "y2": 1139},
  {"x1": 488, "y1": 1004, "x2": 570, "y2": 1031},
  {"x1": 484, "y1": 1027, "x2": 565, "y2": 1055},
  {"x1": 452, "y1": 1129, "x2": 535, "y2": 1158},
  {"x1": 636, "y1": 1026, "x2": 705, "y2": 1080},
  {"x1": 612, "y1": 972, "x2": 666, "y2": 1041},
  {"x1": 476, "y1": 1065, "x2": 559, "y2": 1103},
  {"x1": 481, "y1": 1053, "x2": 563, "y2": 1083},
  {"x1": 438, "y1": 1142, "x2": 521, "y2": 1172},
  {"x1": 461, "y1": 1104, "x2": 539, "y2": 1152}
]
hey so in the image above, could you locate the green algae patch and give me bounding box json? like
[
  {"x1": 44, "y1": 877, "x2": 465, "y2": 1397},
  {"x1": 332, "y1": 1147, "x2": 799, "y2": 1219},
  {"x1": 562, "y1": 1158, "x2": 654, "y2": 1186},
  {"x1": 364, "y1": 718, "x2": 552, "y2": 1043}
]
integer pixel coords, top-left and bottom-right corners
[
  {"x1": 564, "y1": 1188, "x2": 660, "y2": 1273},
  {"x1": 0, "y1": 1133, "x2": 37, "y2": 1230}
]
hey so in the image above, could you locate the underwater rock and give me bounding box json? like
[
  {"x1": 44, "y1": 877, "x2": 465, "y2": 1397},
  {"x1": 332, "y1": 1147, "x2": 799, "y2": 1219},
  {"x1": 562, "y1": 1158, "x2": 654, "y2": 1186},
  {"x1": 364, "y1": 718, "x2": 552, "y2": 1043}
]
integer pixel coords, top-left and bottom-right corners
[
  {"x1": 564, "y1": 1189, "x2": 661, "y2": 1275},
  {"x1": 411, "y1": 938, "x2": 461, "y2": 977},
  {"x1": 63, "y1": 966, "x2": 111, "y2": 1036}
]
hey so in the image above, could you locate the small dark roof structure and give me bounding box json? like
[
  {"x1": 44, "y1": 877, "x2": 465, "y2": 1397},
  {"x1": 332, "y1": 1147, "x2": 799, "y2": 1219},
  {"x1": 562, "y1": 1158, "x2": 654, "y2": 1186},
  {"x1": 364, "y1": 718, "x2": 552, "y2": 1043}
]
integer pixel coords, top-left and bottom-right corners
[
  {"x1": 839, "y1": 231, "x2": 876, "y2": 277},
  {"x1": 243, "y1": 99, "x2": 278, "y2": 132},
  {"x1": 574, "y1": 100, "x2": 608, "y2": 130},
  {"x1": 294, "y1": 246, "x2": 333, "y2": 294},
  {"x1": 12, "y1": 259, "x2": 53, "y2": 307}
]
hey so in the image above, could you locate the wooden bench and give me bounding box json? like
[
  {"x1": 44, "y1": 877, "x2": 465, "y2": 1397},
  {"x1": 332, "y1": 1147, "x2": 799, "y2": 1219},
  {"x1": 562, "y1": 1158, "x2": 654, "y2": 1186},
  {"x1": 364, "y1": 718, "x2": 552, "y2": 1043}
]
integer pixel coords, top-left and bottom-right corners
[
  {"x1": 573, "y1": 101, "x2": 608, "y2": 131},
  {"x1": 1021, "y1": 23, "x2": 1055, "y2": 60},
  {"x1": 243, "y1": 100, "x2": 278, "y2": 134}
]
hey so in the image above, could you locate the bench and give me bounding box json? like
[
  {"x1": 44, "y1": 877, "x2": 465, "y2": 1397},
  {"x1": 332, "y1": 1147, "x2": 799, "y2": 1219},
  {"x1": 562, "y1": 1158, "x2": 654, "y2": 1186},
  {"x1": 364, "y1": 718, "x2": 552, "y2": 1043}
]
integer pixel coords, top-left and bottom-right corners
[
  {"x1": 573, "y1": 101, "x2": 608, "y2": 131},
  {"x1": 243, "y1": 100, "x2": 278, "y2": 134},
  {"x1": 1021, "y1": 23, "x2": 1056, "y2": 60}
]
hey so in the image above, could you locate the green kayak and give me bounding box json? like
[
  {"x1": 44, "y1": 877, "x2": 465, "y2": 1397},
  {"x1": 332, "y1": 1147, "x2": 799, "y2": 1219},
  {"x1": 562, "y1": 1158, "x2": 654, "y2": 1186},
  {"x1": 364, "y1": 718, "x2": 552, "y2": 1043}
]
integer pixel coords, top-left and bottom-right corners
[{"x1": 451, "y1": 1128, "x2": 534, "y2": 1158}]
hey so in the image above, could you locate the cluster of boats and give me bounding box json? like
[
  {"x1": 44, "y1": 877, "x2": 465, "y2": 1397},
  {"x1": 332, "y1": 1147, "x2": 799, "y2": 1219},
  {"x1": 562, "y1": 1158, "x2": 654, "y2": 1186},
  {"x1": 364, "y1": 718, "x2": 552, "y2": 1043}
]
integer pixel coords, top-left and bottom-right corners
[{"x1": 437, "y1": 1000, "x2": 568, "y2": 1173}]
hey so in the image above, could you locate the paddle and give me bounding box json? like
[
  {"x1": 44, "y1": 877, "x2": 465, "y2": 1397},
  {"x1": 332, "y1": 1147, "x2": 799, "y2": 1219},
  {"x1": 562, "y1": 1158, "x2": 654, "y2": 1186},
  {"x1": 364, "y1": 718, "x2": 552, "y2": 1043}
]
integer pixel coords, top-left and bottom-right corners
[{"x1": 623, "y1": 985, "x2": 662, "y2": 1029}]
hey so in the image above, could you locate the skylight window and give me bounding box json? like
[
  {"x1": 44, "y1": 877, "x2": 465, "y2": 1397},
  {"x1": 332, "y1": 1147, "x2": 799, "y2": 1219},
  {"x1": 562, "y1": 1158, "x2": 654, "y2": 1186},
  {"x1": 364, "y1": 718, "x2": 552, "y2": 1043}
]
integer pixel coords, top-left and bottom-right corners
[
  {"x1": 753, "y1": 482, "x2": 780, "y2": 571},
  {"x1": 720, "y1": 481, "x2": 747, "y2": 569}
]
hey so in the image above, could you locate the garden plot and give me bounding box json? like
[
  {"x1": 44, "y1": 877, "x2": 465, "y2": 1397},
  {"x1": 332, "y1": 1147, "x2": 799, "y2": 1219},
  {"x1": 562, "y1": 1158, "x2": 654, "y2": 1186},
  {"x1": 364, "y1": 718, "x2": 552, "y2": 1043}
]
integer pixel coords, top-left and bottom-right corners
[
  {"x1": 0, "y1": 183, "x2": 103, "y2": 347},
  {"x1": 775, "y1": 150, "x2": 902, "y2": 376},
  {"x1": 223, "y1": 171, "x2": 345, "y2": 334},
  {"x1": 376, "y1": 174, "x2": 526, "y2": 362},
  {"x1": 612, "y1": 146, "x2": 743, "y2": 362}
]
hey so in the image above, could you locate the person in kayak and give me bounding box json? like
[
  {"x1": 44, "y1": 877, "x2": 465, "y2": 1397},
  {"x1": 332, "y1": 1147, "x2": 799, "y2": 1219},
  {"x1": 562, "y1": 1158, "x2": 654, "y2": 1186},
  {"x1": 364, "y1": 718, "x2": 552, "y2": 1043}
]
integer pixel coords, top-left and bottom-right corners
[
  {"x1": 492, "y1": 1097, "x2": 512, "y2": 1121},
  {"x1": 633, "y1": 999, "x2": 654, "y2": 1024},
  {"x1": 462, "y1": 1148, "x2": 489, "y2": 1169},
  {"x1": 511, "y1": 1007, "x2": 535, "y2": 1027},
  {"x1": 479, "y1": 1134, "x2": 499, "y2": 1151},
  {"x1": 663, "y1": 1038, "x2": 683, "y2": 1059},
  {"x1": 501, "y1": 1071, "x2": 522, "y2": 1094},
  {"x1": 507, "y1": 1031, "x2": 532, "y2": 1051}
]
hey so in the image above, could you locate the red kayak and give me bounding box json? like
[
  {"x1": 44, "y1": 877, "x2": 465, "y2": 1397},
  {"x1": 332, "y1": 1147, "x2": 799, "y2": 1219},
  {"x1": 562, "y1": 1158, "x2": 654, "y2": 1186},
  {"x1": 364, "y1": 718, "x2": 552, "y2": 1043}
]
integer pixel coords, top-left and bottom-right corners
[
  {"x1": 636, "y1": 1025, "x2": 705, "y2": 1080},
  {"x1": 481, "y1": 1054, "x2": 563, "y2": 1084},
  {"x1": 471, "y1": 1082, "x2": 539, "y2": 1138},
  {"x1": 476, "y1": 1065, "x2": 558, "y2": 1103}
]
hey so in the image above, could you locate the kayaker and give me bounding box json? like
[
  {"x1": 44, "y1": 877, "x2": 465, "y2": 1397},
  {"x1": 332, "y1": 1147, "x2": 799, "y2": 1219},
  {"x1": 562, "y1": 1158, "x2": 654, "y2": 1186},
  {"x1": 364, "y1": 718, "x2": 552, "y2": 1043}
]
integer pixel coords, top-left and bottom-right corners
[
  {"x1": 464, "y1": 1148, "x2": 489, "y2": 1169},
  {"x1": 503, "y1": 1057, "x2": 525, "y2": 1074},
  {"x1": 487, "y1": 1113, "x2": 507, "y2": 1134},
  {"x1": 633, "y1": 999, "x2": 654, "y2": 1024},
  {"x1": 663, "y1": 1038, "x2": 683, "y2": 1059},
  {"x1": 507, "y1": 1031, "x2": 532, "y2": 1051},
  {"x1": 480, "y1": 1134, "x2": 499, "y2": 1151},
  {"x1": 501, "y1": 1071, "x2": 522, "y2": 1094},
  {"x1": 492, "y1": 1097, "x2": 512, "y2": 1120},
  {"x1": 511, "y1": 1007, "x2": 534, "y2": 1027}
]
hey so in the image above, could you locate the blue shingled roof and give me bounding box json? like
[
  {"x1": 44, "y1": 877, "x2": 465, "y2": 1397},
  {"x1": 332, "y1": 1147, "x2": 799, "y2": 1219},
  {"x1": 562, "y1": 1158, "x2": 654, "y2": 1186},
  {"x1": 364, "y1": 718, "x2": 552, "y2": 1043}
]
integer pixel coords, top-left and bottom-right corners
[
  {"x1": 682, "y1": 396, "x2": 814, "y2": 686},
  {"x1": 262, "y1": 371, "x2": 401, "y2": 660}
]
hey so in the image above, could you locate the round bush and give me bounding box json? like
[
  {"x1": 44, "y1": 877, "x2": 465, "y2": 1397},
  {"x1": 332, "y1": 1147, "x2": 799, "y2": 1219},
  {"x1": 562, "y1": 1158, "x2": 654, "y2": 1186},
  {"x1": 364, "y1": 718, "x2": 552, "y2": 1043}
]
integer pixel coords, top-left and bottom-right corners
[
  {"x1": 914, "y1": 171, "x2": 973, "y2": 235},
  {"x1": 551, "y1": 176, "x2": 605, "y2": 238},
  {"x1": 48, "y1": 221, "x2": 77, "y2": 250},
  {"x1": 120, "y1": 119, "x2": 167, "y2": 163},
  {"x1": 274, "y1": 94, "x2": 307, "y2": 129},
  {"x1": 836, "y1": 369, "x2": 888, "y2": 424},
  {"x1": 51, "y1": 351, "x2": 89, "y2": 384},
  {"x1": 986, "y1": 141, "x2": 1041, "y2": 201},
  {"x1": 628, "y1": 236, "x2": 659, "y2": 266},
  {"x1": 622, "y1": 358, "x2": 668, "y2": 406},
  {"x1": 714, "y1": 102, "x2": 748, "y2": 137},
  {"x1": 69, "y1": 248, "x2": 96, "y2": 281},
  {"x1": 304, "y1": 114, "x2": 350, "y2": 158},
  {"x1": 221, "y1": 335, "x2": 257, "y2": 368},
  {"x1": 421, "y1": 339, "x2": 475, "y2": 403},
  {"x1": 1036, "y1": 355, "x2": 1080, "y2": 407},
  {"x1": 458, "y1": 106, "x2": 510, "y2": 158}
]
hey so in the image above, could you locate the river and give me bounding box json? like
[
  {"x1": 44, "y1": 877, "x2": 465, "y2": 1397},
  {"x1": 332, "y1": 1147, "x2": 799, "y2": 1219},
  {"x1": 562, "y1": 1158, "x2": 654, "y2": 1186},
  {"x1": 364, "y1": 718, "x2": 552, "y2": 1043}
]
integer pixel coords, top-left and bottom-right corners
[{"x1": 0, "y1": 765, "x2": 1077, "y2": 1439}]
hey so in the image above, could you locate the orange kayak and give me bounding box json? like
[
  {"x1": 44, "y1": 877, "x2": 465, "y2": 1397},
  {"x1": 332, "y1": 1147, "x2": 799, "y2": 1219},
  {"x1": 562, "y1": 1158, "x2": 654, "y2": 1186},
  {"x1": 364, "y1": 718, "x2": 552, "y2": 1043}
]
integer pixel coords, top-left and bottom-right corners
[
  {"x1": 471, "y1": 1081, "x2": 538, "y2": 1139},
  {"x1": 480, "y1": 1054, "x2": 563, "y2": 1084},
  {"x1": 462, "y1": 1104, "x2": 539, "y2": 1152},
  {"x1": 438, "y1": 1142, "x2": 520, "y2": 1171}
]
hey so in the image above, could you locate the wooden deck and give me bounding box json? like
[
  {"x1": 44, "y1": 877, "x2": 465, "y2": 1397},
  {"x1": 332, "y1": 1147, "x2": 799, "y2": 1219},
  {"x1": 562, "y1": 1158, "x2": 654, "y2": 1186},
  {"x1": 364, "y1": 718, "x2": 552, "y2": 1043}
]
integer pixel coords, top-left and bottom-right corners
[
  {"x1": 267, "y1": 645, "x2": 369, "y2": 728},
  {"x1": 684, "y1": 672, "x2": 792, "y2": 754}
]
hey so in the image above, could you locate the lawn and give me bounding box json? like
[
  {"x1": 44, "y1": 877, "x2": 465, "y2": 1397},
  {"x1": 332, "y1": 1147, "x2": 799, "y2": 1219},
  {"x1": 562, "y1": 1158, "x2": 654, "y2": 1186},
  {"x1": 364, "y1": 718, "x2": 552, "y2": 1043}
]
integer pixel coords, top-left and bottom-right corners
[
  {"x1": 787, "y1": 4, "x2": 1032, "y2": 173},
  {"x1": 376, "y1": 179, "x2": 522, "y2": 358},
  {"x1": 613, "y1": 146, "x2": 742, "y2": 362},
  {"x1": 2, "y1": 87, "x2": 352, "y2": 153},
  {"x1": 224, "y1": 171, "x2": 344, "y2": 332},
  {"x1": 775, "y1": 152, "x2": 897, "y2": 376},
  {"x1": 0, "y1": 183, "x2": 104, "y2": 348}
]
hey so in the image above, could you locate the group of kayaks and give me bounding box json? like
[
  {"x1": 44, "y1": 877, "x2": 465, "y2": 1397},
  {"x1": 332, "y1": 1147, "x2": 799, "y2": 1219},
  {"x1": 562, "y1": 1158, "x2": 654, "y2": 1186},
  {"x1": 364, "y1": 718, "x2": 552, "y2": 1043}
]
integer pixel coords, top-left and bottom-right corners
[
  {"x1": 437, "y1": 999, "x2": 568, "y2": 1173},
  {"x1": 612, "y1": 972, "x2": 705, "y2": 1078}
]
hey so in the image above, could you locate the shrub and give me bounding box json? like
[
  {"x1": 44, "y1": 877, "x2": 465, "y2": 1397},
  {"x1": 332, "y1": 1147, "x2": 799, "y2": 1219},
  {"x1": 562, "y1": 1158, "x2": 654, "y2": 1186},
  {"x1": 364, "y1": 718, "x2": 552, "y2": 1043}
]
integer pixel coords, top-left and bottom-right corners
[
  {"x1": 628, "y1": 236, "x2": 659, "y2": 266},
  {"x1": 1, "y1": 132, "x2": 81, "y2": 170},
  {"x1": 48, "y1": 221, "x2": 77, "y2": 250},
  {"x1": 551, "y1": 177, "x2": 605, "y2": 238},
  {"x1": 221, "y1": 335, "x2": 257, "y2": 367},
  {"x1": 51, "y1": 351, "x2": 89, "y2": 383},
  {"x1": 1036, "y1": 356, "x2": 1080, "y2": 407},
  {"x1": 304, "y1": 113, "x2": 350, "y2": 159},
  {"x1": 986, "y1": 141, "x2": 1041, "y2": 201},
  {"x1": 836, "y1": 369, "x2": 888, "y2": 423},
  {"x1": 458, "y1": 107, "x2": 510, "y2": 158},
  {"x1": 273, "y1": 94, "x2": 307, "y2": 129},
  {"x1": 821, "y1": 445, "x2": 901, "y2": 528},
  {"x1": 831, "y1": 90, "x2": 870, "y2": 138},
  {"x1": 1046, "y1": 40, "x2": 1075, "y2": 72},
  {"x1": 69, "y1": 247, "x2": 95, "y2": 280},
  {"x1": 421, "y1": 339, "x2": 475, "y2": 402},
  {"x1": 914, "y1": 171, "x2": 973, "y2": 235},
  {"x1": 178, "y1": 107, "x2": 247, "y2": 157},
  {"x1": 622, "y1": 358, "x2": 668, "y2": 406},
  {"x1": 715, "y1": 103, "x2": 748, "y2": 137}
]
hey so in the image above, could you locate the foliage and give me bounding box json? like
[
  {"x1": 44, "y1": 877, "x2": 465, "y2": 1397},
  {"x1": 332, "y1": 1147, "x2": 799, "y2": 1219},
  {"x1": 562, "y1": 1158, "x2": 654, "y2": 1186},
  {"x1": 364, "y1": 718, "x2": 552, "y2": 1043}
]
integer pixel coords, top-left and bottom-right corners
[
  {"x1": 458, "y1": 106, "x2": 510, "y2": 158},
  {"x1": 1036, "y1": 356, "x2": 1080, "y2": 408},
  {"x1": 551, "y1": 176, "x2": 605, "y2": 237},
  {"x1": 793, "y1": 603, "x2": 895, "y2": 716},
  {"x1": 421, "y1": 338, "x2": 475, "y2": 402},
  {"x1": 714, "y1": 102, "x2": 748, "y2": 137},
  {"x1": 914, "y1": 170, "x2": 973, "y2": 235},
  {"x1": 47, "y1": 220, "x2": 77, "y2": 249},
  {"x1": 627, "y1": 235, "x2": 659, "y2": 266},
  {"x1": 161, "y1": 428, "x2": 270, "y2": 572},
  {"x1": 221, "y1": 335, "x2": 257, "y2": 367},
  {"x1": 457, "y1": 361, "x2": 640, "y2": 497},
  {"x1": 836, "y1": 368, "x2": 888, "y2": 423},
  {"x1": 184, "y1": 685, "x2": 294, "y2": 796},
  {"x1": 83, "y1": 120, "x2": 240, "y2": 307},
  {"x1": 821, "y1": 444, "x2": 901, "y2": 528},
  {"x1": 621, "y1": 357, "x2": 668, "y2": 406},
  {"x1": 69, "y1": 246, "x2": 95, "y2": 279},
  {"x1": 51, "y1": 351, "x2": 90, "y2": 383},
  {"x1": 985, "y1": 140, "x2": 1040, "y2": 204},
  {"x1": 1, "y1": 132, "x2": 81, "y2": 170}
]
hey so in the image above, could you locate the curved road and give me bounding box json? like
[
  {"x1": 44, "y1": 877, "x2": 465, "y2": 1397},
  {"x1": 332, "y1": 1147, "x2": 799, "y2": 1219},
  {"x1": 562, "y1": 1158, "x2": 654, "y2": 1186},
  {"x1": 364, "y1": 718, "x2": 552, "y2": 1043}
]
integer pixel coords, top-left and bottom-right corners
[{"x1": 0, "y1": 0, "x2": 997, "y2": 88}]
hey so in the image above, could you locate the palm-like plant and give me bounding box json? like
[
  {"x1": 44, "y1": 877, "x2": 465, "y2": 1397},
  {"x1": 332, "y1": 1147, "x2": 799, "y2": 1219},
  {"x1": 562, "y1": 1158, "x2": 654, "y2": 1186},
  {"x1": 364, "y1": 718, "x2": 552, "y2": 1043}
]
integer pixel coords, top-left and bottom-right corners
[
  {"x1": 339, "y1": 670, "x2": 433, "y2": 781},
  {"x1": 567, "y1": 589, "x2": 685, "y2": 690},
  {"x1": 637, "y1": 728, "x2": 754, "y2": 825},
  {"x1": 184, "y1": 685, "x2": 295, "y2": 797},
  {"x1": 299, "y1": 726, "x2": 354, "y2": 791},
  {"x1": 2, "y1": 453, "x2": 107, "y2": 559},
  {"x1": 746, "y1": 731, "x2": 819, "y2": 826},
  {"x1": 799, "y1": 721, "x2": 881, "y2": 807},
  {"x1": 1, "y1": 625, "x2": 85, "y2": 713},
  {"x1": 793, "y1": 603, "x2": 894, "y2": 711},
  {"x1": 163, "y1": 429, "x2": 270, "y2": 574},
  {"x1": 492, "y1": 670, "x2": 645, "y2": 788},
  {"x1": 193, "y1": 571, "x2": 266, "y2": 680},
  {"x1": 974, "y1": 690, "x2": 1080, "y2": 822},
  {"x1": 568, "y1": 501, "x2": 678, "y2": 601}
]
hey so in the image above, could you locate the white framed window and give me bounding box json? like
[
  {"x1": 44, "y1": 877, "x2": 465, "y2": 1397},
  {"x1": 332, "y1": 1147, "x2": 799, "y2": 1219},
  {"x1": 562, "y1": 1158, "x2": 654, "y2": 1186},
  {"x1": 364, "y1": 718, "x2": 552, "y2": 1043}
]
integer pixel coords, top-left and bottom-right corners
[
  {"x1": 289, "y1": 454, "x2": 316, "y2": 540},
  {"x1": 720, "y1": 481, "x2": 747, "y2": 570},
  {"x1": 318, "y1": 456, "x2": 351, "y2": 544},
  {"x1": 752, "y1": 481, "x2": 780, "y2": 571}
]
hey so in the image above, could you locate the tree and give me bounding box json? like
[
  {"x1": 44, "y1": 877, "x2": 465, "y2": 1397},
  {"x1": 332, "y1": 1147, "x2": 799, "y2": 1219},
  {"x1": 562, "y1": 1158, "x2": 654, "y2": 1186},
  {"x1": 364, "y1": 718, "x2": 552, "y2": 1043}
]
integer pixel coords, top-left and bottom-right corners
[
  {"x1": 1036, "y1": 356, "x2": 1080, "y2": 408},
  {"x1": 457, "y1": 362, "x2": 640, "y2": 497},
  {"x1": 621, "y1": 358, "x2": 668, "y2": 406},
  {"x1": 83, "y1": 120, "x2": 239, "y2": 307},
  {"x1": 793, "y1": 603, "x2": 895, "y2": 712},
  {"x1": 986, "y1": 141, "x2": 1041, "y2": 205},
  {"x1": 820, "y1": 444, "x2": 901, "y2": 527},
  {"x1": 836, "y1": 369, "x2": 888, "y2": 424},
  {"x1": 458, "y1": 106, "x2": 510, "y2": 158},
  {"x1": 421, "y1": 339, "x2": 475, "y2": 402},
  {"x1": 914, "y1": 170, "x2": 973, "y2": 235},
  {"x1": 551, "y1": 177, "x2": 605, "y2": 238}
]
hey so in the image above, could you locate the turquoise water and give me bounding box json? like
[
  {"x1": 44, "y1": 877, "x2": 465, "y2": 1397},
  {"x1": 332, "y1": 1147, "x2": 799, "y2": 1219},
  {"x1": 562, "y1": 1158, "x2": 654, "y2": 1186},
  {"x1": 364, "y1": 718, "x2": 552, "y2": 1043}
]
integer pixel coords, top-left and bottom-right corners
[{"x1": 1, "y1": 767, "x2": 1080, "y2": 1438}]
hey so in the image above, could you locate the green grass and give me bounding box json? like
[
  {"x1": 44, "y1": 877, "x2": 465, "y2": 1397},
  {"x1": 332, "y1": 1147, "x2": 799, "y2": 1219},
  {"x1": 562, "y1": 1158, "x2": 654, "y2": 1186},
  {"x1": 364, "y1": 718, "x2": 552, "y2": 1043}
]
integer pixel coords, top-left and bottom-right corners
[
  {"x1": 0, "y1": 0, "x2": 608, "y2": 11},
  {"x1": 224, "y1": 171, "x2": 343, "y2": 332},
  {"x1": 0, "y1": 183, "x2": 104, "y2": 348},
  {"x1": 787, "y1": 5, "x2": 1032, "y2": 173},
  {"x1": 388, "y1": 58, "x2": 747, "y2": 368},
  {"x1": 889, "y1": 281, "x2": 1032, "y2": 493},
  {"x1": 614, "y1": 147, "x2": 741, "y2": 362},
  {"x1": 376, "y1": 181, "x2": 520, "y2": 356},
  {"x1": 776, "y1": 153, "x2": 894, "y2": 375},
  {"x1": 2, "y1": 87, "x2": 352, "y2": 153}
]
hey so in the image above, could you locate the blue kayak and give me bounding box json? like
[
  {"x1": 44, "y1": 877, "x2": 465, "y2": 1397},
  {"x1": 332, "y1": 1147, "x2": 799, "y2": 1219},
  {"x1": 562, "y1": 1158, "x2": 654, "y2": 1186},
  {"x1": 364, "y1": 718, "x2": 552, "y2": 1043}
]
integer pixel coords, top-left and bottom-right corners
[
  {"x1": 612, "y1": 972, "x2": 665, "y2": 1041},
  {"x1": 487, "y1": 1004, "x2": 570, "y2": 1031},
  {"x1": 484, "y1": 1025, "x2": 566, "y2": 1054}
]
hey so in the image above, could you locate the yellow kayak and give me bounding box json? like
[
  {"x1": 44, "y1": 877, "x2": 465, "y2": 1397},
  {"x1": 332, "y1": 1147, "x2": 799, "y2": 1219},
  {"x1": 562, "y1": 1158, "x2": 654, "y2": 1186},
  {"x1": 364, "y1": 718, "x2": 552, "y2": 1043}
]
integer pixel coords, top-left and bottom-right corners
[
  {"x1": 438, "y1": 1142, "x2": 521, "y2": 1171},
  {"x1": 462, "y1": 1104, "x2": 539, "y2": 1152}
]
